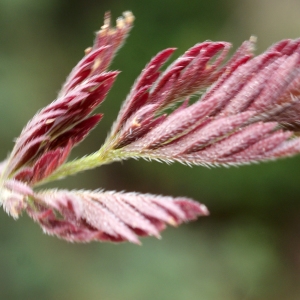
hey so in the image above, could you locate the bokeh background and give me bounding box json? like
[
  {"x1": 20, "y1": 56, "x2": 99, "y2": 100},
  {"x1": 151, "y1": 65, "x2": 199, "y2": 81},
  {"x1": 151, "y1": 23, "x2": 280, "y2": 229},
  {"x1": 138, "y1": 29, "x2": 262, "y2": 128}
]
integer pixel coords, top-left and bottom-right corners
[{"x1": 1, "y1": 0, "x2": 300, "y2": 299}]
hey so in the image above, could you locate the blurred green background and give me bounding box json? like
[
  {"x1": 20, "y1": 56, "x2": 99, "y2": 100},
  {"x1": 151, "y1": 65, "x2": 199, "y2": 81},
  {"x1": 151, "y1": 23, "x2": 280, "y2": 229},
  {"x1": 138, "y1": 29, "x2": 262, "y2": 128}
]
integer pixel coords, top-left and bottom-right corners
[{"x1": 1, "y1": 0, "x2": 300, "y2": 299}]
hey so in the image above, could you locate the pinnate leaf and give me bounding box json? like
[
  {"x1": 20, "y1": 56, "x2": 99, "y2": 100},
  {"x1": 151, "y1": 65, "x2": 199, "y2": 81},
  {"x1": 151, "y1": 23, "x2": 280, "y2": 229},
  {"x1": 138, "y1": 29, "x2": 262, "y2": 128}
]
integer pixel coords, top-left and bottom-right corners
[
  {"x1": 2, "y1": 12, "x2": 300, "y2": 245},
  {"x1": 29, "y1": 189, "x2": 208, "y2": 244}
]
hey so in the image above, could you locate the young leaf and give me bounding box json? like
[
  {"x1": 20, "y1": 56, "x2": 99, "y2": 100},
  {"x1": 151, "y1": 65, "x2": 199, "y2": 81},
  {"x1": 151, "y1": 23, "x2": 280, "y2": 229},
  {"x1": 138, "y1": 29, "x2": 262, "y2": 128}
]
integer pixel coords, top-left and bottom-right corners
[{"x1": 1, "y1": 12, "x2": 300, "y2": 244}]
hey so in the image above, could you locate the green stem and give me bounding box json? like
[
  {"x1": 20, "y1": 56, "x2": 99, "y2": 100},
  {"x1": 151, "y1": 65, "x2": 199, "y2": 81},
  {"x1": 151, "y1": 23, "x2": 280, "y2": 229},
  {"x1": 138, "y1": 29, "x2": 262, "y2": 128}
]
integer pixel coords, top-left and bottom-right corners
[{"x1": 35, "y1": 146, "x2": 139, "y2": 187}]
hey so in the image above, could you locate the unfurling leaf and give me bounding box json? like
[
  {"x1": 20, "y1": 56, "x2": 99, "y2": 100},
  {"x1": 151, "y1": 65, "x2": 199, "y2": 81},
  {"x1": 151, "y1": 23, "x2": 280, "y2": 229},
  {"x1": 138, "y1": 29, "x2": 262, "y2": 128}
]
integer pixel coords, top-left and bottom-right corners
[
  {"x1": 1, "y1": 12, "x2": 300, "y2": 244},
  {"x1": 28, "y1": 190, "x2": 208, "y2": 244}
]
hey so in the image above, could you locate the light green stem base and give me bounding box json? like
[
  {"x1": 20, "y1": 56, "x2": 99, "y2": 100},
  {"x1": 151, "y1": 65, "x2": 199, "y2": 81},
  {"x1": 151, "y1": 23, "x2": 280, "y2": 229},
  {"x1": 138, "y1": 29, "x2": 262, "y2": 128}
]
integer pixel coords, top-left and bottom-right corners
[{"x1": 35, "y1": 146, "x2": 140, "y2": 187}]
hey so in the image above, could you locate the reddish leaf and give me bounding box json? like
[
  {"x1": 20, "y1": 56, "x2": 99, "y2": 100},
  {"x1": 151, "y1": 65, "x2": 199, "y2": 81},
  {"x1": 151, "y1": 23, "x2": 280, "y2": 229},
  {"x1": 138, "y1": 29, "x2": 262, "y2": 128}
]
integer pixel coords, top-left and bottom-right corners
[{"x1": 31, "y1": 190, "x2": 209, "y2": 244}]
